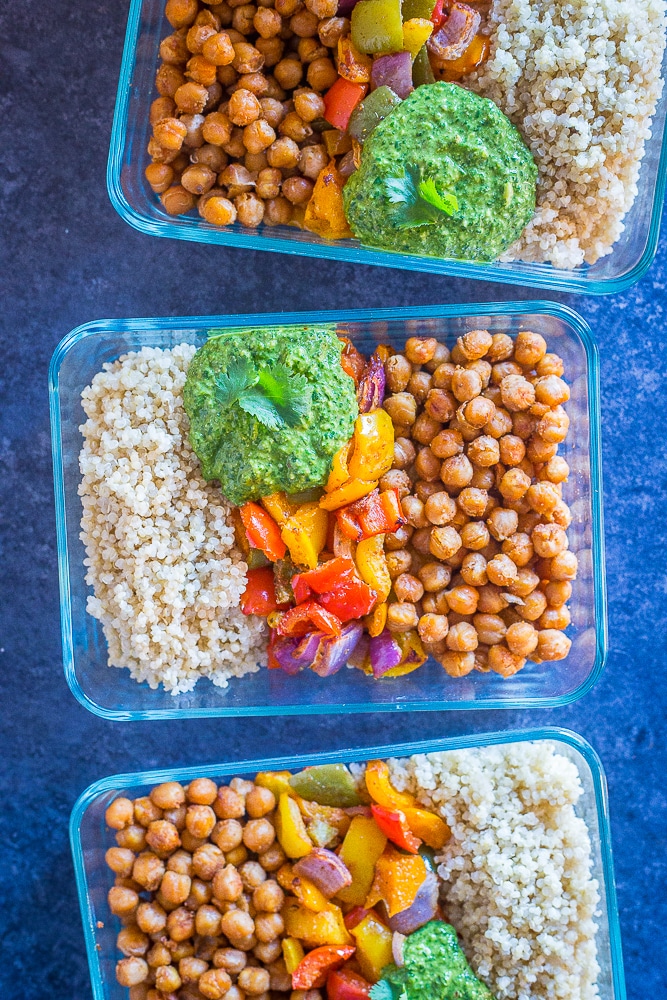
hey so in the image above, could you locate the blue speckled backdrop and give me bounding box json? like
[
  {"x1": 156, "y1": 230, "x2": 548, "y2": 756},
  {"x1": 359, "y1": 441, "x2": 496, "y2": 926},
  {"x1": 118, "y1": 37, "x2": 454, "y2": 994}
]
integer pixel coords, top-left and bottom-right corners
[{"x1": 1, "y1": 2, "x2": 665, "y2": 997}]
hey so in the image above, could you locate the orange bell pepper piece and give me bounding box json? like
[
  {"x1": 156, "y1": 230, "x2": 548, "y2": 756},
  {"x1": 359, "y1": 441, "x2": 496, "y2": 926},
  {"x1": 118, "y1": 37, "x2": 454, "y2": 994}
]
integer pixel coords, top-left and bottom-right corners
[
  {"x1": 348, "y1": 410, "x2": 394, "y2": 482},
  {"x1": 337, "y1": 36, "x2": 373, "y2": 83},
  {"x1": 281, "y1": 502, "x2": 328, "y2": 569},
  {"x1": 365, "y1": 846, "x2": 428, "y2": 916},
  {"x1": 370, "y1": 804, "x2": 421, "y2": 853},
  {"x1": 364, "y1": 759, "x2": 416, "y2": 811},
  {"x1": 403, "y1": 807, "x2": 450, "y2": 849},
  {"x1": 355, "y1": 535, "x2": 391, "y2": 602},
  {"x1": 320, "y1": 478, "x2": 378, "y2": 511},
  {"x1": 336, "y1": 815, "x2": 387, "y2": 906},
  {"x1": 283, "y1": 901, "x2": 352, "y2": 947},
  {"x1": 304, "y1": 160, "x2": 354, "y2": 241},
  {"x1": 261, "y1": 491, "x2": 298, "y2": 527},
  {"x1": 293, "y1": 875, "x2": 334, "y2": 913},
  {"x1": 326, "y1": 440, "x2": 354, "y2": 493},
  {"x1": 292, "y1": 945, "x2": 357, "y2": 989},
  {"x1": 364, "y1": 600, "x2": 387, "y2": 638}
]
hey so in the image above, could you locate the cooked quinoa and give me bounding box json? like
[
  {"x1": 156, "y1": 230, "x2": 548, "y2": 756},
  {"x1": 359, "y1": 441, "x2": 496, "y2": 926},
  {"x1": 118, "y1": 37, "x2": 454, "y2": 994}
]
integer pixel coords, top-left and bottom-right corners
[
  {"x1": 470, "y1": 0, "x2": 667, "y2": 268},
  {"x1": 382, "y1": 744, "x2": 600, "y2": 1000},
  {"x1": 78, "y1": 344, "x2": 267, "y2": 694}
]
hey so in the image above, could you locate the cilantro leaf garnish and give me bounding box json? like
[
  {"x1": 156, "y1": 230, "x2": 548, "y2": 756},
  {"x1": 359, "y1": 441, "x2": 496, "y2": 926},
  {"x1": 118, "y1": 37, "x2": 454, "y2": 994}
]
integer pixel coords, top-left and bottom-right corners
[
  {"x1": 214, "y1": 359, "x2": 312, "y2": 430},
  {"x1": 386, "y1": 165, "x2": 458, "y2": 230},
  {"x1": 369, "y1": 982, "x2": 396, "y2": 1000}
]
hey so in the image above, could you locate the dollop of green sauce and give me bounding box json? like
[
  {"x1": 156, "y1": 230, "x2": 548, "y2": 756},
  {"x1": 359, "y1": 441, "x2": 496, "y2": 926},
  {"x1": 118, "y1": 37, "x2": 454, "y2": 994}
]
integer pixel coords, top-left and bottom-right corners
[
  {"x1": 343, "y1": 82, "x2": 537, "y2": 263},
  {"x1": 375, "y1": 921, "x2": 495, "y2": 1000},
  {"x1": 183, "y1": 325, "x2": 357, "y2": 505}
]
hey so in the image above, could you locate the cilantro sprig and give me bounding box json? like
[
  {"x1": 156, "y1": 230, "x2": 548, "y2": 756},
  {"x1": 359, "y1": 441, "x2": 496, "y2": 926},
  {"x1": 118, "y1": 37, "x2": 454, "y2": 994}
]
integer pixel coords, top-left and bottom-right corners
[
  {"x1": 386, "y1": 165, "x2": 458, "y2": 230},
  {"x1": 214, "y1": 358, "x2": 312, "y2": 430}
]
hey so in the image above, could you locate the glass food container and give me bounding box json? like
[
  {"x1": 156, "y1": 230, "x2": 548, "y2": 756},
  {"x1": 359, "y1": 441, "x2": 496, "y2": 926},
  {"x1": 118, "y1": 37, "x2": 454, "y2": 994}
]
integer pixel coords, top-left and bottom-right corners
[
  {"x1": 107, "y1": 0, "x2": 667, "y2": 294},
  {"x1": 70, "y1": 728, "x2": 626, "y2": 1000},
  {"x1": 49, "y1": 302, "x2": 605, "y2": 720}
]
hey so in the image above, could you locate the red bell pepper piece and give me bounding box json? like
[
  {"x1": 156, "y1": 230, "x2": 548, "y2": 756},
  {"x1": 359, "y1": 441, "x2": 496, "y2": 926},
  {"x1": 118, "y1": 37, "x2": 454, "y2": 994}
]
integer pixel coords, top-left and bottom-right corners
[
  {"x1": 241, "y1": 567, "x2": 288, "y2": 615},
  {"x1": 274, "y1": 600, "x2": 342, "y2": 638},
  {"x1": 431, "y1": 0, "x2": 445, "y2": 26},
  {"x1": 292, "y1": 945, "x2": 357, "y2": 990},
  {"x1": 343, "y1": 906, "x2": 370, "y2": 931},
  {"x1": 267, "y1": 629, "x2": 281, "y2": 669},
  {"x1": 239, "y1": 501, "x2": 286, "y2": 562},
  {"x1": 292, "y1": 558, "x2": 377, "y2": 621},
  {"x1": 327, "y1": 968, "x2": 372, "y2": 1000},
  {"x1": 323, "y1": 77, "x2": 367, "y2": 130},
  {"x1": 337, "y1": 489, "x2": 406, "y2": 542},
  {"x1": 370, "y1": 804, "x2": 422, "y2": 854}
]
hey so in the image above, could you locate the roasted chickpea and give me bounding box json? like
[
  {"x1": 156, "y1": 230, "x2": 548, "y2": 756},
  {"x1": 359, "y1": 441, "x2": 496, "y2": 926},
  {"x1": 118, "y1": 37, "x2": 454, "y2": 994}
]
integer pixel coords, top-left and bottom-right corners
[
  {"x1": 541, "y1": 455, "x2": 569, "y2": 484},
  {"x1": 155, "y1": 963, "x2": 183, "y2": 992},
  {"x1": 234, "y1": 191, "x2": 264, "y2": 226},
  {"x1": 500, "y1": 373, "x2": 535, "y2": 411},
  {"x1": 440, "y1": 454, "x2": 473, "y2": 490},
  {"x1": 486, "y1": 507, "x2": 518, "y2": 542},
  {"x1": 536, "y1": 629, "x2": 572, "y2": 661},
  {"x1": 548, "y1": 550, "x2": 578, "y2": 580},
  {"x1": 384, "y1": 392, "x2": 418, "y2": 427},
  {"x1": 446, "y1": 585, "x2": 479, "y2": 615},
  {"x1": 133, "y1": 852, "x2": 166, "y2": 891},
  {"x1": 385, "y1": 549, "x2": 413, "y2": 579},
  {"x1": 156, "y1": 63, "x2": 187, "y2": 97},
  {"x1": 513, "y1": 331, "x2": 547, "y2": 367},
  {"x1": 220, "y1": 908, "x2": 256, "y2": 945},
  {"x1": 116, "y1": 957, "x2": 149, "y2": 988},
  {"x1": 472, "y1": 613, "x2": 506, "y2": 645},
  {"x1": 526, "y1": 434, "x2": 557, "y2": 464},
  {"x1": 488, "y1": 644, "x2": 525, "y2": 677},
  {"x1": 467, "y1": 435, "x2": 500, "y2": 468},
  {"x1": 455, "y1": 487, "x2": 486, "y2": 518},
  {"x1": 379, "y1": 469, "x2": 412, "y2": 500},
  {"x1": 518, "y1": 589, "x2": 548, "y2": 621},
  {"x1": 484, "y1": 407, "x2": 513, "y2": 440},
  {"x1": 384, "y1": 354, "x2": 411, "y2": 393},
  {"x1": 460, "y1": 552, "x2": 487, "y2": 587},
  {"x1": 394, "y1": 573, "x2": 424, "y2": 603},
  {"x1": 430, "y1": 428, "x2": 463, "y2": 459},
  {"x1": 191, "y1": 843, "x2": 225, "y2": 880},
  {"x1": 414, "y1": 446, "x2": 441, "y2": 481},
  {"x1": 386, "y1": 602, "x2": 419, "y2": 632},
  {"x1": 182, "y1": 162, "x2": 216, "y2": 194},
  {"x1": 424, "y1": 491, "x2": 457, "y2": 525},
  {"x1": 462, "y1": 394, "x2": 495, "y2": 428},
  {"x1": 200, "y1": 968, "x2": 234, "y2": 999},
  {"x1": 166, "y1": 0, "x2": 199, "y2": 28},
  {"x1": 145, "y1": 819, "x2": 181, "y2": 854},
  {"x1": 263, "y1": 195, "x2": 292, "y2": 224},
  {"x1": 456, "y1": 329, "x2": 492, "y2": 360},
  {"x1": 499, "y1": 532, "x2": 532, "y2": 568},
  {"x1": 107, "y1": 798, "x2": 135, "y2": 830},
  {"x1": 406, "y1": 370, "x2": 432, "y2": 403},
  {"x1": 543, "y1": 580, "x2": 572, "y2": 607},
  {"x1": 195, "y1": 904, "x2": 223, "y2": 937},
  {"x1": 318, "y1": 14, "x2": 349, "y2": 45},
  {"x1": 200, "y1": 193, "x2": 237, "y2": 225},
  {"x1": 136, "y1": 900, "x2": 167, "y2": 935},
  {"x1": 460, "y1": 520, "x2": 490, "y2": 551},
  {"x1": 117, "y1": 925, "x2": 150, "y2": 958},
  {"x1": 537, "y1": 406, "x2": 570, "y2": 444},
  {"x1": 451, "y1": 367, "x2": 482, "y2": 402},
  {"x1": 418, "y1": 613, "x2": 449, "y2": 643},
  {"x1": 403, "y1": 336, "x2": 436, "y2": 364},
  {"x1": 243, "y1": 818, "x2": 276, "y2": 853},
  {"x1": 538, "y1": 606, "x2": 571, "y2": 630},
  {"x1": 438, "y1": 651, "x2": 475, "y2": 677},
  {"x1": 307, "y1": 56, "x2": 338, "y2": 90},
  {"x1": 446, "y1": 622, "x2": 478, "y2": 652},
  {"x1": 214, "y1": 948, "x2": 247, "y2": 974},
  {"x1": 429, "y1": 525, "x2": 462, "y2": 560},
  {"x1": 424, "y1": 388, "x2": 456, "y2": 423},
  {"x1": 536, "y1": 353, "x2": 564, "y2": 377},
  {"x1": 212, "y1": 864, "x2": 244, "y2": 902},
  {"x1": 485, "y1": 553, "x2": 518, "y2": 587},
  {"x1": 384, "y1": 524, "x2": 413, "y2": 551},
  {"x1": 109, "y1": 885, "x2": 139, "y2": 917},
  {"x1": 254, "y1": 911, "x2": 285, "y2": 942},
  {"x1": 161, "y1": 869, "x2": 193, "y2": 905}
]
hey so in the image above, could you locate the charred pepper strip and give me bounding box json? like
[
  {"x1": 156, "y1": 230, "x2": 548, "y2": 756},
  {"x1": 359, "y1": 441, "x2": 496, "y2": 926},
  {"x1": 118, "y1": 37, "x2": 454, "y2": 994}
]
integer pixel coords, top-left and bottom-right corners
[
  {"x1": 370, "y1": 804, "x2": 422, "y2": 853},
  {"x1": 240, "y1": 501, "x2": 287, "y2": 561}
]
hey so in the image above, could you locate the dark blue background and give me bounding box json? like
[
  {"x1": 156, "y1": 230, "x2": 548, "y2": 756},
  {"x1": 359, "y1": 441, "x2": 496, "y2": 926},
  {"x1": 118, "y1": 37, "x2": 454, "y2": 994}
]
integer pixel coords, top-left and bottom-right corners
[{"x1": 1, "y1": 3, "x2": 665, "y2": 997}]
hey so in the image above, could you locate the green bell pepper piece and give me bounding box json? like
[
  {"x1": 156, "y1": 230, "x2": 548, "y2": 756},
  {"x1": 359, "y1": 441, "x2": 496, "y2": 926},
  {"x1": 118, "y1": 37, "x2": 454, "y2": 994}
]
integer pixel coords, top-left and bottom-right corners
[
  {"x1": 412, "y1": 45, "x2": 436, "y2": 87},
  {"x1": 289, "y1": 763, "x2": 363, "y2": 807},
  {"x1": 348, "y1": 86, "x2": 402, "y2": 143},
  {"x1": 402, "y1": 0, "x2": 437, "y2": 19},
  {"x1": 351, "y1": 0, "x2": 404, "y2": 54}
]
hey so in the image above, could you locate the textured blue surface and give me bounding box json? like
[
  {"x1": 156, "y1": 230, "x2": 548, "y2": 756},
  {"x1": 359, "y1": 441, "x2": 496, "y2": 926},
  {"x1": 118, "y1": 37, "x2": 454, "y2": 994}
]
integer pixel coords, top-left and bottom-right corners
[{"x1": 1, "y1": 2, "x2": 666, "y2": 998}]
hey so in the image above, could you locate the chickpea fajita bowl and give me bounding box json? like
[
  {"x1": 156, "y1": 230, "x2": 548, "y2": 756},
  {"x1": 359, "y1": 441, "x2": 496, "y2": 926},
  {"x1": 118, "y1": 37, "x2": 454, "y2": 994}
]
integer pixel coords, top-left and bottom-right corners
[
  {"x1": 49, "y1": 304, "x2": 605, "y2": 720},
  {"x1": 109, "y1": 0, "x2": 667, "y2": 291},
  {"x1": 69, "y1": 730, "x2": 625, "y2": 1000}
]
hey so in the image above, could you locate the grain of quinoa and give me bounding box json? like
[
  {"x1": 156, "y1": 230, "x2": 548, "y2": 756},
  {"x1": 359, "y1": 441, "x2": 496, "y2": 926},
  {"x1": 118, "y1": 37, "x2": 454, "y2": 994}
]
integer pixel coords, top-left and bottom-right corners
[
  {"x1": 78, "y1": 345, "x2": 267, "y2": 693},
  {"x1": 384, "y1": 743, "x2": 601, "y2": 1000}
]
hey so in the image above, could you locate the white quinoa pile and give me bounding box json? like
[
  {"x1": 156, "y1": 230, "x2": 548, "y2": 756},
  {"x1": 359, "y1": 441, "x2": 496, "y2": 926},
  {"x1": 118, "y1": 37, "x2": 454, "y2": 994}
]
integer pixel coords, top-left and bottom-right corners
[
  {"x1": 78, "y1": 344, "x2": 267, "y2": 694},
  {"x1": 470, "y1": 0, "x2": 667, "y2": 268},
  {"x1": 384, "y1": 743, "x2": 600, "y2": 1000}
]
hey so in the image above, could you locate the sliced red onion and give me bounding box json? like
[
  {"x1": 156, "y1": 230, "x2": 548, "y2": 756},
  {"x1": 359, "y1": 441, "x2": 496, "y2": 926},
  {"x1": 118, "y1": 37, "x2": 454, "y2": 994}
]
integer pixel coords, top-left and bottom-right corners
[
  {"x1": 387, "y1": 871, "x2": 439, "y2": 934},
  {"x1": 311, "y1": 622, "x2": 364, "y2": 677},
  {"x1": 392, "y1": 932, "x2": 406, "y2": 967},
  {"x1": 338, "y1": 150, "x2": 357, "y2": 179},
  {"x1": 333, "y1": 522, "x2": 356, "y2": 560},
  {"x1": 369, "y1": 629, "x2": 402, "y2": 678},
  {"x1": 293, "y1": 848, "x2": 353, "y2": 897},
  {"x1": 344, "y1": 805, "x2": 373, "y2": 817},
  {"x1": 357, "y1": 352, "x2": 387, "y2": 413},
  {"x1": 371, "y1": 52, "x2": 414, "y2": 100},
  {"x1": 272, "y1": 632, "x2": 323, "y2": 674},
  {"x1": 427, "y1": 3, "x2": 481, "y2": 63},
  {"x1": 337, "y1": 0, "x2": 361, "y2": 13}
]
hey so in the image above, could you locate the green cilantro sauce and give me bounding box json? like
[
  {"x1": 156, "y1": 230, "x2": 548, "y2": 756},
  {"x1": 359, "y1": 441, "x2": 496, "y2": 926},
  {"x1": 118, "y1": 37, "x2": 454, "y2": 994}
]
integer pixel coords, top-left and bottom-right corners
[
  {"x1": 374, "y1": 921, "x2": 495, "y2": 1000},
  {"x1": 183, "y1": 325, "x2": 357, "y2": 505},
  {"x1": 343, "y1": 82, "x2": 537, "y2": 262}
]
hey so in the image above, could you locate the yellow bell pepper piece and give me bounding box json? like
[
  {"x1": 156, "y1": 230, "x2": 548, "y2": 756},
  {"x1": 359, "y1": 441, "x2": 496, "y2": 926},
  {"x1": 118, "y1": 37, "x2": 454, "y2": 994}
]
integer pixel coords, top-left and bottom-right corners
[
  {"x1": 403, "y1": 807, "x2": 450, "y2": 849},
  {"x1": 304, "y1": 161, "x2": 353, "y2": 241},
  {"x1": 319, "y1": 478, "x2": 378, "y2": 511},
  {"x1": 402, "y1": 17, "x2": 433, "y2": 58},
  {"x1": 283, "y1": 901, "x2": 352, "y2": 947},
  {"x1": 364, "y1": 601, "x2": 387, "y2": 637},
  {"x1": 276, "y1": 793, "x2": 313, "y2": 858},
  {"x1": 326, "y1": 441, "x2": 353, "y2": 494},
  {"x1": 281, "y1": 502, "x2": 328, "y2": 569},
  {"x1": 336, "y1": 815, "x2": 387, "y2": 906},
  {"x1": 365, "y1": 847, "x2": 427, "y2": 917},
  {"x1": 355, "y1": 535, "x2": 391, "y2": 601},
  {"x1": 295, "y1": 796, "x2": 351, "y2": 837},
  {"x1": 348, "y1": 410, "x2": 394, "y2": 482},
  {"x1": 256, "y1": 770, "x2": 293, "y2": 799},
  {"x1": 349, "y1": 911, "x2": 393, "y2": 982},
  {"x1": 261, "y1": 492, "x2": 298, "y2": 527},
  {"x1": 380, "y1": 631, "x2": 428, "y2": 678},
  {"x1": 364, "y1": 759, "x2": 416, "y2": 811},
  {"x1": 292, "y1": 875, "x2": 333, "y2": 913},
  {"x1": 282, "y1": 938, "x2": 305, "y2": 975}
]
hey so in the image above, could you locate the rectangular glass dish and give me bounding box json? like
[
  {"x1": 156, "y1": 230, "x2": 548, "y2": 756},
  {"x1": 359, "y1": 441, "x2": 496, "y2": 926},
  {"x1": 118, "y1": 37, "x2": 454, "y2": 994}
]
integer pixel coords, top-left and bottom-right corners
[
  {"x1": 108, "y1": 0, "x2": 667, "y2": 294},
  {"x1": 49, "y1": 302, "x2": 605, "y2": 720},
  {"x1": 69, "y1": 728, "x2": 626, "y2": 1000}
]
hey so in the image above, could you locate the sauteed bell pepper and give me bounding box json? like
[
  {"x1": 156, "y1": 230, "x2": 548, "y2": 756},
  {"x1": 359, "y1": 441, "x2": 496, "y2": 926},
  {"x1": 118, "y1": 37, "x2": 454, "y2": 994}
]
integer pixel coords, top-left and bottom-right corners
[
  {"x1": 326, "y1": 440, "x2": 354, "y2": 493},
  {"x1": 355, "y1": 535, "x2": 392, "y2": 601},
  {"x1": 255, "y1": 770, "x2": 292, "y2": 798},
  {"x1": 281, "y1": 502, "x2": 329, "y2": 569},
  {"x1": 370, "y1": 803, "x2": 422, "y2": 853},
  {"x1": 273, "y1": 601, "x2": 342, "y2": 638},
  {"x1": 240, "y1": 501, "x2": 286, "y2": 561},
  {"x1": 320, "y1": 477, "x2": 379, "y2": 511},
  {"x1": 327, "y1": 968, "x2": 372, "y2": 1000},
  {"x1": 292, "y1": 557, "x2": 378, "y2": 621},
  {"x1": 304, "y1": 161, "x2": 354, "y2": 242},
  {"x1": 403, "y1": 16, "x2": 434, "y2": 58},
  {"x1": 292, "y1": 945, "x2": 357, "y2": 989},
  {"x1": 364, "y1": 600, "x2": 387, "y2": 637},
  {"x1": 276, "y1": 793, "x2": 313, "y2": 858},
  {"x1": 282, "y1": 938, "x2": 305, "y2": 975},
  {"x1": 284, "y1": 901, "x2": 352, "y2": 947},
  {"x1": 337, "y1": 37, "x2": 373, "y2": 83},
  {"x1": 338, "y1": 488, "x2": 405, "y2": 541},
  {"x1": 348, "y1": 910, "x2": 393, "y2": 982},
  {"x1": 241, "y1": 566, "x2": 289, "y2": 616},
  {"x1": 364, "y1": 759, "x2": 416, "y2": 810},
  {"x1": 261, "y1": 491, "x2": 297, "y2": 526},
  {"x1": 348, "y1": 410, "x2": 395, "y2": 481},
  {"x1": 351, "y1": 0, "x2": 404, "y2": 54},
  {"x1": 402, "y1": 806, "x2": 450, "y2": 849},
  {"x1": 336, "y1": 815, "x2": 388, "y2": 905},
  {"x1": 365, "y1": 846, "x2": 428, "y2": 916},
  {"x1": 323, "y1": 77, "x2": 368, "y2": 130}
]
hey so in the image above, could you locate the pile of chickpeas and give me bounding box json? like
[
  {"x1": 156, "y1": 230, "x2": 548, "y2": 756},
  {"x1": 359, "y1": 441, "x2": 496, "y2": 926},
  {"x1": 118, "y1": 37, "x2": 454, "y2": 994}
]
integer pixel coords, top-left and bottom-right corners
[
  {"x1": 146, "y1": 0, "x2": 352, "y2": 229},
  {"x1": 378, "y1": 328, "x2": 576, "y2": 679},
  {"x1": 105, "y1": 777, "x2": 303, "y2": 1000}
]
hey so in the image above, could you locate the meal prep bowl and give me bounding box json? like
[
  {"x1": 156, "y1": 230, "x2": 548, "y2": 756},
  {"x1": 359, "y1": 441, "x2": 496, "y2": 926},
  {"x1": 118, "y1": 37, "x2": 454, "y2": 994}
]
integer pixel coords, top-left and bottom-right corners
[
  {"x1": 108, "y1": 0, "x2": 667, "y2": 295},
  {"x1": 50, "y1": 301, "x2": 605, "y2": 720},
  {"x1": 70, "y1": 727, "x2": 626, "y2": 1000}
]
